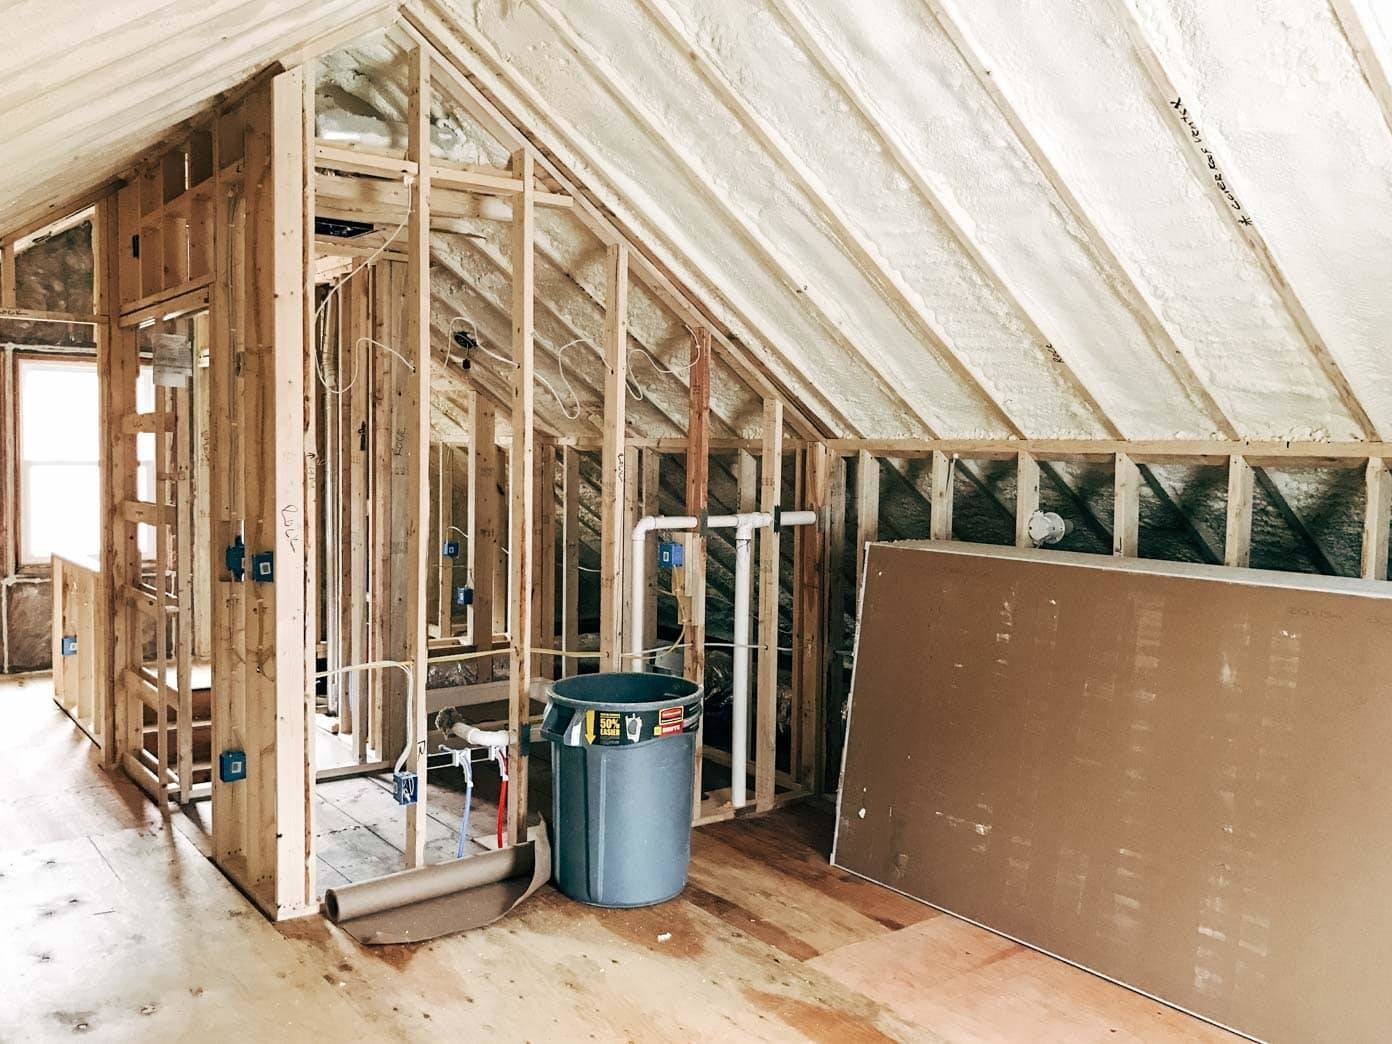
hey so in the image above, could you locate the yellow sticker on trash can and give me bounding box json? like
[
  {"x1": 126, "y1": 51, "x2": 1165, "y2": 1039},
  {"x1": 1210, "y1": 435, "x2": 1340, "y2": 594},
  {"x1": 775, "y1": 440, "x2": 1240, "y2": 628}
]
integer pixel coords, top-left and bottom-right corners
[{"x1": 583, "y1": 705, "x2": 697, "y2": 745}]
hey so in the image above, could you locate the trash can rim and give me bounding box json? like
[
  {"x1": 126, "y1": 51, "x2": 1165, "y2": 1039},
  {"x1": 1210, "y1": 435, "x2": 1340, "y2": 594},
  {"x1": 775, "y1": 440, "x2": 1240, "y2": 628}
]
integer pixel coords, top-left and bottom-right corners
[{"x1": 546, "y1": 671, "x2": 702, "y2": 713}]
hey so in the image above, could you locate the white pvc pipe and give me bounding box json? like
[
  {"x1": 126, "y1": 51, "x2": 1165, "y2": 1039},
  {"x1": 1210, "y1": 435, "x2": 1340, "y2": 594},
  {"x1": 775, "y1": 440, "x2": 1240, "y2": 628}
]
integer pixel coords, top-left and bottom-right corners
[
  {"x1": 448, "y1": 722, "x2": 510, "y2": 748},
  {"x1": 727, "y1": 510, "x2": 816, "y2": 809},
  {"x1": 729, "y1": 518, "x2": 758, "y2": 809},
  {"x1": 627, "y1": 507, "x2": 816, "y2": 810},
  {"x1": 629, "y1": 515, "x2": 699, "y2": 672}
]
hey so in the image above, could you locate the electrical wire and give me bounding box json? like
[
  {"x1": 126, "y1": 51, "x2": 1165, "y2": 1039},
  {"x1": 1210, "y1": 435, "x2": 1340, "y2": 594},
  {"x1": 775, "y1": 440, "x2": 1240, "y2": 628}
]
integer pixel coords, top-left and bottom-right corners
[
  {"x1": 444, "y1": 316, "x2": 706, "y2": 419},
  {"x1": 313, "y1": 189, "x2": 413, "y2": 396},
  {"x1": 495, "y1": 751, "x2": 508, "y2": 850},
  {"x1": 454, "y1": 754, "x2": 474, "y2": 859}
]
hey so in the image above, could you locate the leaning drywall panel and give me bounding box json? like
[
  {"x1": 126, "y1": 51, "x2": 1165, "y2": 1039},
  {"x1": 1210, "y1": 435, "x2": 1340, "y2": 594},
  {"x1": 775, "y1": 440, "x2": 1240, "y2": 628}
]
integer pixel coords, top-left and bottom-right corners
[{"x1": 835, "y1": 540, "x2": 1392, "y2": 1043}]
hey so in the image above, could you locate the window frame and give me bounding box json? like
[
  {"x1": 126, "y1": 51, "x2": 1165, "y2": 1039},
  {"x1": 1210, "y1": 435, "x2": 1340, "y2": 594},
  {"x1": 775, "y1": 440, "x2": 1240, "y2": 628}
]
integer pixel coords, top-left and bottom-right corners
[{"x1": 14, "y1": 352, "x2": 103, "y2": 569}]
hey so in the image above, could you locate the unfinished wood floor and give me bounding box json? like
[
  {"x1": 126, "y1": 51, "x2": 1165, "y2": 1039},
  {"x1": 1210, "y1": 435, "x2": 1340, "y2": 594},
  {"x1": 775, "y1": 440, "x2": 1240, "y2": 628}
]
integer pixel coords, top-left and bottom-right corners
[{"x1": 0, "y1": 675, "x2": 1236, "y2": 1042}]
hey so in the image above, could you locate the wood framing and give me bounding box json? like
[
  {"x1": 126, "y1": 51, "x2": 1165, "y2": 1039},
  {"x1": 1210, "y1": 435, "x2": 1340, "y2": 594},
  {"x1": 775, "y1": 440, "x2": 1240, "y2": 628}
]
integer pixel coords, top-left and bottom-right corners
[
  {"x1": 506, "y1": 145, "x2": 537, "y2": 844},
  {"x1": 683, "y1": 327, "x2": 710, "y2": 816},
  {"x1": 855, "y1": 449, "x2": 879, "y2": 587},
  {"x1": 467, "y1": 391, "x2": 498, "y2": 680},
  {"x1": 1363, "y1": 458, "x2": 1391, "y2": 581},
  {"x1": 20, "y1": 7, "x2": 1392, "y2": 961},
  {"x1": 1015, "y1": 451, "x2": 1041, "y2": 547},
  {"x1": 929, "y1": 450, "x2": 954, "y2": 541},
  {"x1": 1225, "y1": 456, "x2": 1255, "y2": 569},
  {"x1": 205, "y1": 69, "x2": 313, "y2": 918},
  {"x1": 793, "y1": 442, "x2": 829, "y2": 790},
  {"x1": 1113, "y1": 452, "x2": 1141, "y2": 558},
  {"x1": 640, "y1": 449, "x2": 660, "y2": 651},
  {"x1": 755, "y1": 397, "x2": 783, "y2": 812},
  {"x1": 402, "y1": 45, "x2": 432, "y2": 869},
  {"x1": 561, "y1": 445, "x2": 581, "y2": 677},
  {"x1": 598, "y1": 243, "x2": 628, "y2": 672}
]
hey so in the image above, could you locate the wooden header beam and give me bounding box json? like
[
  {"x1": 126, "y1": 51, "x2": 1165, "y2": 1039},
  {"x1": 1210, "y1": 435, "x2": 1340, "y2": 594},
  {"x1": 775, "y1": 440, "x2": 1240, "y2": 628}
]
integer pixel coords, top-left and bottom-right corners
[{"x1": 826, "y1": 438, "x2": 1392, "y2": 467}]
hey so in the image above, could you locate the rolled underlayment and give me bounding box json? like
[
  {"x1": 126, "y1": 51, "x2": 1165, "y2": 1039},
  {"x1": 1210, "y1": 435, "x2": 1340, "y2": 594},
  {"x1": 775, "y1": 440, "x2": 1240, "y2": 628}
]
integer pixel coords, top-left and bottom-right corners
[{"x1": 323, "y1": 822, "x2": 551, "y2": 945}]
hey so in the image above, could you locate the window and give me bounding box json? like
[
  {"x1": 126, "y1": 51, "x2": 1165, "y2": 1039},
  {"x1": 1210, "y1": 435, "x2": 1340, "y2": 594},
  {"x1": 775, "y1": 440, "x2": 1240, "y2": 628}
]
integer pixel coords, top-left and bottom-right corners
[
  {"x1": 18, "y1": 358, "x2": 99, "y2": 564},
  {"x1": 15, "y1": 358, "x2": 156, "y2": 564}
]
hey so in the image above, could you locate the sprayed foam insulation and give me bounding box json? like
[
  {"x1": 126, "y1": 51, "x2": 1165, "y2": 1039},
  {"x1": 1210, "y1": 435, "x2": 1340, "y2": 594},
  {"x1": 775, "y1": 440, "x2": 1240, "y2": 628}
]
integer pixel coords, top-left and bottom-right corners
[
  {"x1": 0, "y1": 0, "x2": 392, "y2": 230},
  {"x1": 416, "y1": 0, "x2": 1392, "y2": 444},
  {"x1": 7, "y1": 2, "x2": 1392, "y2": 442}
]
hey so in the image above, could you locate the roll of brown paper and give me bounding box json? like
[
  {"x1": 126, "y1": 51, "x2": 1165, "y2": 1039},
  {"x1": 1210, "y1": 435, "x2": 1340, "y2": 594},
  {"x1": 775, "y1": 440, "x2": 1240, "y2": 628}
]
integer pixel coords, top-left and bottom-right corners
[{"x1": 323, "y1": 822, "x2": 551, "y2": 945}]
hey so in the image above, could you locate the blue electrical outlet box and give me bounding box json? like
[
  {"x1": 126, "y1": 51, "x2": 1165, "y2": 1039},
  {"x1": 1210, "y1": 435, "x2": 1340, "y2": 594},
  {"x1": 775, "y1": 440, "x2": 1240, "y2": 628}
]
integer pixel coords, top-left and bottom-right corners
[
  {"x1": 219, "y1": 750, "x2": 247, "y2": 783},
  {"x1": 658, "y1": 541, "x2": 685, "y2": 568},
  {"x1": 443, "y1": 540, "x2": 459, "y2": 558},
  {"x1": 251, "y1": 551, "x2": 274, "y2": 583},
  {"x1": 60, "y1": 635, "x2": 78, "y2": 657},
  {"x1": 455, "y1": 585, "x2": 474, "y2": 607},
  {"x1": 393, "y1": 771, "x2": 419, "y2": 806},
  {"x1": 225, "y1": 536, "x2": 246, "y2": 581}
]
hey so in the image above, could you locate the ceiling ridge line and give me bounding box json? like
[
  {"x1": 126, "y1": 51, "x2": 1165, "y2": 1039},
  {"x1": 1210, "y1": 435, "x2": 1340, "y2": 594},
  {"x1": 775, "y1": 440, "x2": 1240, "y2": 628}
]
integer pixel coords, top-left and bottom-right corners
[
  {"x1": 1109, "y1": 0, "x2": 1381, "y2": 443},
  {"x1": 921, "y1": 0, "x2": 1238, "y2": 443},
  {"x1": 524, "y1": 0, "x2": 966, "y2": 441},
  {"x1": 400, "y1": 3, "x2": 839, "y2": 439},
  {"x1": 638, "y1": 0, "x2": 1036, "y2": 440}
]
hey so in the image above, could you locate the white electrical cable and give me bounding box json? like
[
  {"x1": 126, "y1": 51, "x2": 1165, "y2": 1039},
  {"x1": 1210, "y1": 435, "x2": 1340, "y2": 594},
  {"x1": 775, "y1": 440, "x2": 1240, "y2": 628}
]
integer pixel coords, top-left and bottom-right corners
[
  {"x1": 448, "y1": 316, "x2": 582, "y2": 419},
  {"x1": 444, "y1": 316, "x2": 706, "y2": 418},
  {"x1": 313, "y1": 659, "x2": 416, "y2": 773},
  {"x1": 313, "y1": 186, "x2": 413, "y2": 396},
  {"x1": 356, "y1": 336, "x2": 415, "y2": 374}
]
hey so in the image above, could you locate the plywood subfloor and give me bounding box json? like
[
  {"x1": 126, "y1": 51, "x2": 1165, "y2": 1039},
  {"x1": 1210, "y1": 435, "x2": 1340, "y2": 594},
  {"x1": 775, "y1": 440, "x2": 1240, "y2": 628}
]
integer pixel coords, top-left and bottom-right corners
[{"x1": 0, "y1": 675, "x2": 1236, "y2": 1041}]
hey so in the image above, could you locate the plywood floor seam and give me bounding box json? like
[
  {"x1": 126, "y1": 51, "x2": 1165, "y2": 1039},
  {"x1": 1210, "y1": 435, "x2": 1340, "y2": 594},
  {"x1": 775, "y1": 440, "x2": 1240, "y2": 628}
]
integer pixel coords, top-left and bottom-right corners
[{"x1": 1, "y1": 675, "x2": 1233, "y2": 1042}]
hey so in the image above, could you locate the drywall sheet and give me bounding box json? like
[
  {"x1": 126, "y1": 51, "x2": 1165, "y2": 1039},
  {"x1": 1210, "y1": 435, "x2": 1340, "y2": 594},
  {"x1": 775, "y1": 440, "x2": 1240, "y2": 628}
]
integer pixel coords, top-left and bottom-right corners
[{"x1": 834, "y1": 541, "x2": 1392, "y2": 1043}]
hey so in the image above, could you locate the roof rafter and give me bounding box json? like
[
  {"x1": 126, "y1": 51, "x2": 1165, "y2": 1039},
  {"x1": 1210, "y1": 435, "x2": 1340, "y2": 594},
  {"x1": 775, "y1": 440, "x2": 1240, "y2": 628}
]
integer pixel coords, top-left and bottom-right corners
[
  {"x1": 635, "y1": 0, "x2": 1029, "y2": 439},
  {"x1": 1329, "y1": 0, "x2": 1392, "y2": 140},
  {"x1": 766, "y1": 0, "x2": 1116, "y2": 440},
  {"x1": 431, "y1": 240, "x2": 682, "y2": 437},
  {"x1": 1109, "y1": 0, "x2": 1381, "y2": 441},
  {"x1": 437, "y1": 226, "x2": 741, "y2": 437},
  {"x1": 922, "y1": 0, "x2": 1230, "y2": 440},
  {"x1": 520, "y1": 0, "x2": 943, "y2": 440},
  {"x1": 642, "y1": 0, "x2": 1231, "y2": 563},
  {"x1": 400, "y1": 5, "x2": 832, "y2": 438},
  {"x1": 923, "y1": 0, "x2": 1338, "y2": 569}
]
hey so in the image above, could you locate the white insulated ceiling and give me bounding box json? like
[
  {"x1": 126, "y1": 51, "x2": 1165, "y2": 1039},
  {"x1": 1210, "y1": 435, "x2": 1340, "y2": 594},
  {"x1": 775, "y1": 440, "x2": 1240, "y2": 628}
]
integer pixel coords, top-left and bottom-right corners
[
  {"x1": 0, "y1": 0, "x2": 395, "y2": 235},
  {"x1": 5, "y1": 1, "x2": 1392, "y2": 446},
  {"x1": 416, "y1": 0, "x2": 1392, "y2": 442}
]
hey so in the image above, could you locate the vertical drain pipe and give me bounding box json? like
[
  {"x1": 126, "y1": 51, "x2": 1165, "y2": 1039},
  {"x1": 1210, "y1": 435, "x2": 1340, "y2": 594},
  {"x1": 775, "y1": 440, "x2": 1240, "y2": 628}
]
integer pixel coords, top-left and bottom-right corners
[
  {"x1": 722, "y1": 509, "x2": 816, "y2": 809},
  {"x1": 727, "y1": 513, "x2": 756, "y2": 810},
  {"x1": 630, "y1": 508, "x2": 815, "y2": 810}
]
